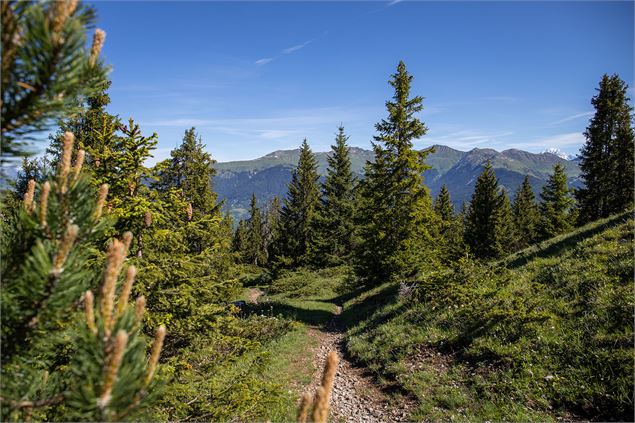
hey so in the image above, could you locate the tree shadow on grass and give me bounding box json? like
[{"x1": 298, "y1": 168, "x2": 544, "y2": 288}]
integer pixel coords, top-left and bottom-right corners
[
  {"x1": 339, "y1": 283, "x2": 400, "y2": 329},
  {"x1": 502, "y1": 211, "x2": 630, "y2": 269},
  {"x1": 243, "y1": 300, "x2": 336, "y2": 327}
]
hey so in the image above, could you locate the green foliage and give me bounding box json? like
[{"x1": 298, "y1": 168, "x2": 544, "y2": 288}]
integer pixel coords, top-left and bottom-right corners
[
  {"x1": 355, "y1": 61, "x2": 438, "y2": 283},
  {"x1": 512, "y1": 175, "x2": 540, "y2": 249},
  {"x1": 1, "y1": 0, "x2": 109, "y2": 159},
  {"x1": 346, "y1": 215, "x2": 634, "y2": 421},
  {"x1": 276, "y1": 139, "x2": 321, "y2": 267},
  {"x1": 434, "y1": 185, "x2": 454, "y2": 222},
  {"x1": 308, "y1": 126, "x2": 357, "y2": 267},
  {"x1": 1, "y1": 142, "x2": 163, "y2": 421},
  {"x1": 246, "y1": 194, "x2": 267, "y2": 265},
  {"x1": 539, "y1": 164, "x2": 576, "y2": 239},
  {"x1": 493, "y1": 189, "x2": 517, "y2": 257},
  {"x1": 577, "y1": 74, "x2": 634, "y2": 223},
  {"x1": 464, "y1": 161, "x2": 500, "y2": 259}
]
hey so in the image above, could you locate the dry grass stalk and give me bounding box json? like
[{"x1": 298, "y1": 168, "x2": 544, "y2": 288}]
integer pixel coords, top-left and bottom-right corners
[
  {"x1": 90, "y1": 29, "x2": 106, "y2": 66},
  {"x1": 297, "y1": 350, "x2": 339, "y2": 423},
  {"x1": 58, "y1": 132, "x2": 74, "y2": 193},
  {"x1": 144, "y1": 325, "x2": 166, "y2": 385},
  {"x1": 95, "y1": 184, "x2": 109, "y2": 220},
  {"x1": 23, "y1": 179, "x2": 35, "y2": 212},
  {"x1": 84, "y1": 290, "x2": 97, "y2": 335},
  {"x1": 39, "y1": 181, "x2": 51, "y2": 226},
  {"x1": 98, "y1": 330, "x2": 128, "y2": 408},
  {"x1": 297, "y1": 392, "x2": 312, "y2": 423}
]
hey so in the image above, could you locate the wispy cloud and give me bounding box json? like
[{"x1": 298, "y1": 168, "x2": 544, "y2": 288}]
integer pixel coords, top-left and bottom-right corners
[
  {"x1": 505, "y1": 132, "x2": 585, "y2": 151},
  {"x1": 282, "y1": 39, "x2": 313, "y2": 54},
  {"x1": 387, "y1": 0, "x2": 404, "y2": 6},
  {"x1": 255, "y1": 57, "x2": 274, "y2": 66},
  {"x1": 421, "y1": 130, "x2": 514, "y2": 150},
  {"x1": 255, "y1": 34, "x2": 323, "y2": 66},
  {"x1": 550, "y1": 111, "x2": 593, "y2": 125}
]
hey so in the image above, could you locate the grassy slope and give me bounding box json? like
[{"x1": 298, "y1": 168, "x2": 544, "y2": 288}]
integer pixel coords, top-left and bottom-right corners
[{"x1": 345, "y1": 212, "x2": 634, "y2": 421}]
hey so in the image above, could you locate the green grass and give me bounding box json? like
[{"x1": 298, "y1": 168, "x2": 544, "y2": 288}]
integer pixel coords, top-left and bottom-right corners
[{"x1": 345, "y1": 214, "x2": 634, "y2": 421}]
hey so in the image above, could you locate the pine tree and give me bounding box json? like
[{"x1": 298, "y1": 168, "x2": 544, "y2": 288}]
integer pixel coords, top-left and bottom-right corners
[
  {"x1": 264, "y1": 197, "x2": 282, "y2": 265},
  {"x1": 512, "y1": 175, "x2": 539, "y2": 249},
  {"x1": 276, "y1": 140, "x2": 320, "y2": 267},
  {"x1": 246, "y1": 193, "x2": 267, "y2": 266},
  {"x1": 308, "y1": 126, "x2": 356, "y2": 267},
  {"x1": 1, "y1": 1, "x2": 109, "y2": 159},
  {"x1": 539, "y1": 164, "x2": 576, "y2": 238},
  {"x1": 434, "y1": 185, "x2": 454, "y2": 222},
  {"x1": 1, "y1": 133, "x2": 164, "y2": 421},
  {"x1": 355, "y1": 61, "x2": 438, "y2": 283},
  {"x1": 464, "y1": 161, "x2": 500, "y2": 259},
  {"x1": 576, "y1": 74, "x2": 635, "y2": 223},
  {"x1": 493, "y1": 189, "x2": 516, "y2": 257},
  {"x1": 155, "y1": 128, "x2": 218, "y2": 215}
]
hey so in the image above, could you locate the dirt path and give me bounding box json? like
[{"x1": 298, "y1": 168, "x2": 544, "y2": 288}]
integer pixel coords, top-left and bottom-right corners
[{"x1": 306, "y1": 306, "x2": 415, "y2": 422}]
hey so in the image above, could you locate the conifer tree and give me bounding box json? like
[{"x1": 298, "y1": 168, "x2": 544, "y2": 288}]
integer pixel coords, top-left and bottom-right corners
[
  {"x1": 464, "y1": 162, "x2": 500, "y2": 259},
  {"x1": 308, "y1": 126, "x2": 356, "y2": 267},
  {"x1": 233, "y1": 219, "x2": 249, "y2": 261},
  {"x1": 434, "y1": 185, "x2": 454, "y2": 222},
  {"x1": 1, "y1": 133, "x2": 164, "y2": 421},
  {"x1": 493, "y1": 189, "x2": 516, "y2": 256},
  {"x1": 539, "y1": 164, "x2": 576, "y2": 238},
  {"x1": 277, "y1": 140, "x2": 320, "y2": 267},
  {"x1": 245, "y1": 193, "x2": 267, "y2": 266},
  {"x1": 355, "y1": 61, "x2": 438, "y2": 283},
  {"x1": 264, "y1": 197, "x2": 282, "y2": 265},
  {"x1": 576, "y1": 74, "x2": 635, "y2": 223},
  {"x1": 155, "y1": 128, "x2": 218, "y2": 215},
  {"x1": 512, "y1": 175, "x2": 539, "y2": 249},
  {"x1": 1, "y1": 0, "x2": 109, "y2": 159}
]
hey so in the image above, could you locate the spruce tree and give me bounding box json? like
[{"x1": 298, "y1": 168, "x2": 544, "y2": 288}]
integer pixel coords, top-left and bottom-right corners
[
  {"x1": 1, "y1": 0, "x2": 109, "y2": 159},
  {"x1": 264, "y1": 197, "x2": 282, "y2": 266},
  {"x1": 277, "y1": 140, "x2": 320, "y2": 267},
  {"x1": 355, "y1": 61, "x2": 438, "y2": 283},
  {"x1": 512, "y1": 175, "x2": 539, "y2": 249},
  {"x1": 308, "y1": 126, "x2": 356, "y2": 267},
  {"x1": 155, "y1": 128, "x2": 218, "y2": 215},
  {"x1": 576, "y1": 74, "x2": 635, "y2": 223},
  {"x1": 539, "y1": 164, "x2": 576, "y2": 239},
  {"x1": 464, "y1": 161, "x2": 500, "y2": 259},
  {"x1": 493, "y1": 189, "x2": 516, "y2": 257},
  {"x1": 246, "y1": 193, "x2": 267, "y2": 266},
  {"x1": 434, "y1": 185, "x2": 454, "y2": 222}
]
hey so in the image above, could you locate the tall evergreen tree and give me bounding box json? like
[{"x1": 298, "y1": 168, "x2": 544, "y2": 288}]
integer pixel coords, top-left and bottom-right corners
[
  {"x1": 540, "y1": 164, "x2": 576, "y2": 238},
  {"x1": 308, "y1": 126, "x2": 356, "y2": 267},
  {"x1": 155, "y1": 128, "x2": 218, "y2": 215},
  {"x1": 434, "y1": 185, "x2": 454, "y2": 222},
  {"x1": 245, "y1": 193, "x2": 267, "y2": 266},
  {"x1": 264, "y1": 197, "x2": 282, "y2": 265},
  {"x1": 277, "y1": 140, "x2": 320, "y2": 267},
  {"x1": 576, "y1": 74, "x2": 635, "y2": 223},
  {"x1": 355, "y1": 61, "x2": 438, "y2": 283},
  {"x1": 512, "y1": 175, "x2": 540, "y2": 249},
  {"x1": 464, "y1": 161, "x2": 500, "y2": 259},
  {"x1": 493, "y1": 189, "x2": 516, "y2": 257}
]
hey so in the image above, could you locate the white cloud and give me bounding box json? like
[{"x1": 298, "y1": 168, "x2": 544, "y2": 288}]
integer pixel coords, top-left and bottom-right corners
[
  {"x1": 387, "y1": 0, "x2": 403, "y2": 6},
  {"x1": 550, "y1": 111, "x2": 594, "y2": 125},
  {"x1": 255, "y1": 57, "x2": 274, "y2": 66},
  {"x1": 506, "y1": 132, "x2": 585, "y2": 151},
  {"x1": 282, "y1": 39, "x2": 313, "y2": 54}
]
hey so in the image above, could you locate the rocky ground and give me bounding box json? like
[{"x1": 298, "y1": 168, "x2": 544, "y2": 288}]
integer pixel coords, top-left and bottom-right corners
[{"x1": 305, "y1": 306, "x2": 415, "y2": 423}]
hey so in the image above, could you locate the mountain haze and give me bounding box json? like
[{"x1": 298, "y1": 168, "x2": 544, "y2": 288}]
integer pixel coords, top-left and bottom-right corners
[{"x1": 214, "y1": 145, "x2": 582, "y2": 219}]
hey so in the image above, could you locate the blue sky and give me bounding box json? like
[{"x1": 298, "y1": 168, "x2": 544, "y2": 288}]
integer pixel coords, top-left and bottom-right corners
[{"x1": 89, "y1": 0, "x2": 633, "y2": 164}]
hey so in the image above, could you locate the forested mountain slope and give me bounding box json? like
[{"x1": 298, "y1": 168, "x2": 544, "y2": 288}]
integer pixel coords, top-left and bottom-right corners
[{"x1": 215, "y1": 145, "x2": 581, "y2": 219}]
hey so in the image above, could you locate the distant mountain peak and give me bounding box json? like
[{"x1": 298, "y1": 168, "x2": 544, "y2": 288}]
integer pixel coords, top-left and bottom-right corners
[{"x1": 542, "y1": 147, "x2": 572, "y2": 160}]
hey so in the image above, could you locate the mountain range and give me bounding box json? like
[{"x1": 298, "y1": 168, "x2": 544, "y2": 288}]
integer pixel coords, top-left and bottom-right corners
[{"x1": 214, "y1": 145, "x2": 582, "y2": 220}]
